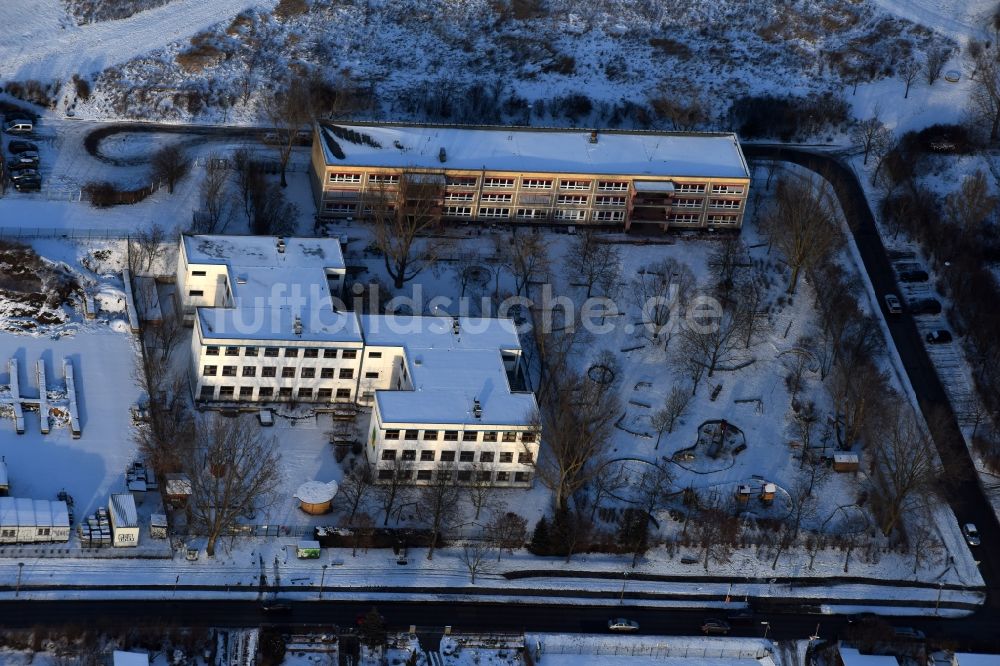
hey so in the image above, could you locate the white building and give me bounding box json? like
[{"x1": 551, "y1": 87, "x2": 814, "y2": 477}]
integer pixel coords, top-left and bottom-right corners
[
  {"x1": 177, "y1": 234, "x2": 362, "y2": 404},
  {"x1": 360, "y1": 315, "x2": 539, "y2": 487},
  {"x1": 0, "y1": 497, "x2": 70, "y2": 544},
  {"x1": 109, "y1": 493, "x2": 139, "y2": 547}
]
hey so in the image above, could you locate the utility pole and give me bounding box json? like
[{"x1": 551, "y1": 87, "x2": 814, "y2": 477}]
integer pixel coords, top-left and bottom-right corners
[
  {"x1": 319, "y1": 564, "x2": 328, "y2": 600},
  {"x1": 15, "y1": 563, "x2": 23, "y2": 598},
  {"x1": 619, "y1": 571, "x2": 629, "y2": 604}
]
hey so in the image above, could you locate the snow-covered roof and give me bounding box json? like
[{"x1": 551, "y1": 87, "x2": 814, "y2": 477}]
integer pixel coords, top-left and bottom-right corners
[
  {"x1": 0, "y1": 460, "x2": 7, "y2": 487},
  {"x1": 839, "y1": 648, "x2": 900, "y2": 665},
  {"x1": 183, "y1": 234, "x2": 361, "y2": 343},
  {"x1": 0, "y1": 497, "x2": 69, "y2": 528},
  {"x1": 317, "y1": 122, "x2": 750, "y2": 179},
  {"x1": 363, "y1": 315, "x2": 537, "y2": 426},
  {"x1": 109, "y1": 493, "x2": 138, "y2": 529},
  {"x1": 294, "y1": 480, "x2": 339, "y2": 504},
  {"x1": 113, "y1": 651, "x2": 149, "y2": 666}
]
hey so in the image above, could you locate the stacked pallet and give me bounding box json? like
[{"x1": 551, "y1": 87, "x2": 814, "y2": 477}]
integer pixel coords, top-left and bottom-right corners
[{"x1": 77, "y1": 506, "x2": 112, "y2": 547}]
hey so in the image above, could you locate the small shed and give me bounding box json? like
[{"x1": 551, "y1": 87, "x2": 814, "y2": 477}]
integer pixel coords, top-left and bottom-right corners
[
  {"x1": 113, "y1": 651, "x2": 150, "y2": 666},
  {"x1": 760, "y1": 483, "x2": 777, "y2": 503},
  {"x1": 296, "y1": 540, "x2": 322, "y2": 559},
  {"x1": 150, "y1": 513, "x2": 168, "y2": 539},
  {"x1": 0, "y1": 460, "x2": 8, "y2": 496},
  {"x1": 735, "y1": 484, "x2": 753, "y2": 504},
  {"x1": 109, "y1": 493, "x2": 139, "y2": 547},
  {"x1": 833, "y1": 453, "x2": 860, "y2": 473},
  {"x1": 294, "y1": 480, "x2": 339, "y2": 515},
  {"x1": 165, "y1": 473, "x2": 192, "y2": 507}
]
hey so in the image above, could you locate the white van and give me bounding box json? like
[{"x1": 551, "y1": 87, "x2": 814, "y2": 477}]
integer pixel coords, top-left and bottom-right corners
[
  {"x1": 257, "y1": 409, "x2": 274, "y2": 427},
  {"x1": 4, "y1": 119, "x2": 33, "y2": 134}
]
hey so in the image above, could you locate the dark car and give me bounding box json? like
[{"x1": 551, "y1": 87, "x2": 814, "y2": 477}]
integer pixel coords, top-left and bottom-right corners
[
  {"x1": 846, "y1": 612, "x2": 877, "y2": 625},
  {"x1": 10, "y1": 167, "x2": 39, "y2": 181},
  {"x1": 9, "y1": 151, "x2": 38, "y2": 166},
  {"x1": 261, "y1": 601, "x2": 292, "y2": 613},
  {"x1": 727, "y1": 609, "x2": 755, "y2": 625},
  {"x1": 926, "y1": 330, "x2": 953, "y2": 344},
  {"x1": 898, "y1": 270, "x2": 929, "y2": 283},
  {"x1": 908, "y1": 298, "x2": 942, "y2": 315},
  {"x1": 701, "y1": 619, "x2": 731, "y2": 635},
  {"x1": 13, "y1": 177, "x2": 41, "y2": 192},
  {"x1": 8, "y1": 140, "x2": 38, "y2": 154}
]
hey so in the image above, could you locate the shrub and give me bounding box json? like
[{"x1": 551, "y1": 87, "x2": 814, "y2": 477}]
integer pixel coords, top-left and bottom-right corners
[
  {"x1": 72, "y1": 74, "x2": 91, "y2": 101},
  {"x1": 649, "y1": 37, "x2": 692, "y2": 57},
  {"x1": 274, "y1": 0, "x2": 309, "y2": 20}
]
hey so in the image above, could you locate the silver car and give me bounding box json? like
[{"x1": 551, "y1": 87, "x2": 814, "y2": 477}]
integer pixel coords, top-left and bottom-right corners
[
  {"x1": 963, "y1": 523, "x2": 981, "y2": 547},
  {"x1": 608, "y1": 618, "x2": 639, "y2": 632}
]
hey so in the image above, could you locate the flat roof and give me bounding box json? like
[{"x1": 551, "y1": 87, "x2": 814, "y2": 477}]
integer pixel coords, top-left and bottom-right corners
[
  {"x1": 317, "y1": 122, "x2": 750, "y2": 179},
  {"x1": 363, "y1": 315, "x2": 537, "y2": 426},
  {"x1": 183, "y1": 234, "x2": 345, "y2": 270}
]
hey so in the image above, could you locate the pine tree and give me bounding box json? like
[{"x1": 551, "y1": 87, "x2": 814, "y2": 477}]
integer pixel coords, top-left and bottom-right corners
[{"x1": 529, "y1": 516, "x2": 550, "y2": 555}]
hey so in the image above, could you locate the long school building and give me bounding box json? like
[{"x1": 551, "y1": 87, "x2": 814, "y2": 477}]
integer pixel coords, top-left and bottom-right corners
[{"x1": 310, "y1": 122, "x2": 751, "y2": 231}]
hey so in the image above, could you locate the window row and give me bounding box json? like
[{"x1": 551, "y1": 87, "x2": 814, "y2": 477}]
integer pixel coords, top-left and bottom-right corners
[
  {"x1": 203, "y1": 365, "x2": 355, "y2": 379},
  {"x1": 708, "y1": 199, "x2": 741, "y2": 210},
  {"x1": 711, "y1": 185, "x2": 745, "y2": 194},
  {"x1": 383, "y1": 428, "x2": 536, "y2": 443},
  {"x1": 381, "y1": 449, "x2": 534, "y2": 464},
  {"x1": 328, "y1": 173, "x2": 363, "y2": 183},
  {"x1": 437, "y1": 177, "x2": 631, "y2": 192},
  {"x1": 376, "y1": 468, "x2": 531, "y2": 483},
  {"x1": 676, "y1": 184, "x2": 706, "y2": 193},
  {"x1": 200, "y1": 385, "x2": 352, "y2": 400},
  {"x1": 205, "y1": 345, "x2": 363, "y2": 360}
]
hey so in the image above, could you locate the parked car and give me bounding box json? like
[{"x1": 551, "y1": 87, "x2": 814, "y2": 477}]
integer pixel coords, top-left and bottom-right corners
[
  {"x1": 7, "y1": 140, "x2": 38, "y2": 154},
  {"x1": 261, "y1": 601, "x2": 292, "y2": 614},
  {"x1": 701, "y1": 619, "x2": 731, "y2": 635},
  {"x1": 908, "y1": 298, "x2": 942, "y2": 315},
  {"x1": 13, "y1": 177, "x2": 41, "y2": 192},
  {"x1": 846, "y1": 612, "x2": 878, "y2": 625},
  {"x1": 898, "y1": 270, "x2": 929, "y2": 282},
  {"x1": 926, "y1": 330, "x2": 953, "y2": 344},
  {"x1": 892, "y1": 626, "x2": 926, "y2": 641},
  {"x1": 608, "y1": 618, "x2": 640, "y2": 632},
  {"x1": 10, "y1": 168, "x2": 39, "y2": 181},
  {"x1": 883, "y1": 294, "x2": 903, "y2": 315},
  {"x1": 9, "y1": 151, "x2": 38, "y2": 166},
  {"x1": 3, "y1": 119, "x2": 33, "y2": 134},
  {"x1": 963, "y1": 523, "x2": 981, "y2": 547}
]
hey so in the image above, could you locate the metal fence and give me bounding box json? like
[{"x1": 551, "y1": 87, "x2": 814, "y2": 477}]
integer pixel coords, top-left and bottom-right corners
[
  {"x1": 0, "y1": 227, "x2": 131, "y2": 240},
  {"x1": 539, "y1": 640, "x2": 769, "y2": 660}
]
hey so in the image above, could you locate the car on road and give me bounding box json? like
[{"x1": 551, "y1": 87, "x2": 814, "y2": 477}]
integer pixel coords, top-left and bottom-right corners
[
  {"x1": 963, "y1": 523, "x2": 981, "y2": 547},
  {"x1": 892, "y1": 626, "x2": 925, "y2": 641},
  {"x1": 908, "y1": 298, "x2": 942, "y2": 315},
  {"x1": 8, "y1": 151, "x2": 38, "y2": 166},
  {"x1": 726, "y1": 609, "x2": 755, "y2": 625},
  {"x1": 13, "y1": 177, "x2": 41, "y2": 192},
  {"x1": 4, "y1": 119, "x2": 33, "y2": 134},
  {"x1": 926, "y1": 330, "x2": 953, "y2": 344},
  {"x1": 700, "y1": 619, "x2": 731, "y2": 635},
  {"x1": 7, "y1": 140, "x2": 38, "y2": 154},
  {"x1": 261, "y1": 601, "x2": 292, "y2": 613},
  {"x1": 608, "y1": 618, "x2": 640, "y2": 632},
  {"x1": 883, "y1": 294, "x2": 903, "y2": 315}
]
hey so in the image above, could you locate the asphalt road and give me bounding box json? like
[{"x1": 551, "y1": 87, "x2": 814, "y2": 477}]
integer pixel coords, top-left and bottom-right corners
[{"x1": 743, "y1": 146, "x2": 1000, "y2": 610}]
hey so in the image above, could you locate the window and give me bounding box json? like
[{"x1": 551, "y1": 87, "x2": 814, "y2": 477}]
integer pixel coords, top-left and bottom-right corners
[
  {"x1": 480, "y1": 193, "x2": 513, "y2": 203},
  {"x1": 382, "y1": 449, "x2": 397, "y2": 460},
  {"x1": 521, "y1": 178, "x2": 553, "y2": 189},
  {"x1": 339, "y1": 368, "x2": 354, "y2": 379},
  {"x1": 673, "y1": 198, "x2": 702, "y2": 208},
  {"x1": 552, "y1": 209, "x2": 586, "y2": 221},
  {"x1": 560, "y1": 179, "x2": 591, "y2": 190},
  {"x1": 445, "y1": 206, "x2": 473, "y2": 217},
  {"x1": 206, "y1": 346, "x2": 219, "y2": 356},
  {"x1": 514, "y1": 472, "x2": 530, "y2": 483},
  {"x1": 709, "y1": 199, "x2": 741, "y2": 209},
  {"x1": 328, "y1": 172, "x2": 362, "y2": 183},
  {"x1": 281, "y1": 367, "x2": 295, "y2": 378},
  {"x1": 284, "y1": 348, "x2": 298, "y2": 358},
  {"x1": 443, "y1": 431, "x2": 459, "y2": 441},
  {"x1": 191, "y1": 270, "x2": 207, "y2": 277},
  {"x1": 304, "y1": 348, "x2": 319, "y2": 358},
  {"x1": 365, "y1": 371, "x2": 379, "y2": 379},
  {"x1": 479, "y1": 207, "x2": 510, "y2": 219},
  {"x1": 398, "y1": 469, "x2": 413, "y2": 480},
  {"x1": 595, "y1": 195, "x2": 626, "y2": 206},
  {"x1": 445, "y1": 191, "x2": 476, "y2": 202},
  {"x1": 239, "y1": 387, "x2": 254, "y2": 399},
  {"x1": 405, "y1": 430, "x2": 419, "y2": 440},
  {"x1": 242, "y1": 367, "x2": 256, "y2": 377},
  {"x1": 677, "y1": 183, "x2": 706, "y2": 193},
  {"x1": 477, "y1": 471, "x2": 492, "y2": 482},
  {"x1": 278, "y1": 387, "x2": 293, "y2": 398},
  {"x1": 262, "y1": 366, "x2": 276, "y2": 378},
  {"x1": 202, "y1": 365, "x2": 217, "y2": 376},
  {"x1": 335, "y1": 388, "x2": 351, "y2": 399},
  {"x1": 459, "y1": 451, "x2": 475, "y2": 463},
  {"x1": 669, "y1": 213, "x2": 700, "y2": 224},
  {"x1": 522, "y1": 432, "x2": 537, "y2": 443},
  {"x1": 385, "y1": 429, "x2": 400, "y2": 440},
  {"x1": 369, "y1": 351, "x2": 382, "y2": 359},
  {"x1": 378, "y1": 469, "x2": 394, "y2": 480},
  {"x1": 222, "y1": 366, "x2": 237, "y2": 377},
  {"x1": 417, "y1": 470, "x2": 433, "y2": 481},
  {"x1": 712, "y1": 184, "x2": 745, "y2": 194},
  {"x1": 556, "y1": 194, "x2": 588, "y2": 205},
  {"x1": 440, "y1": 451, "x2": 456, "y2": 462},
  {"x1": 317, "y1": 388, "x2": 332, "y2": 399},
  {"x1": 518, "y1": 451, "x2": 534, "y2": 463},
  {"x1": 446, "y1": 176, "x2": 478, "y2": 187},
  {"x1": 259, "y1": 387, "x2": 274, "y2": 398},
  {"x1": 593, "y1": 210, "x2": 624, "y2": 222},
  {"x1": 368, "y1": 173, "x2": 399, "y2": 185},
  {"x1": 516, "y1": 208, "x2": 547, "y2": 220},
  {"x1": 402, "y1": 450, "x2": 417, "y2": 461},
  {"x1": 708, "y1": 214, "x2": 739, "y2": 225},
  {"x1": 189, "y1": 289, "x2": 204, "y2": 297},
  {"x1": 264, "y1": 347, "x2": 279, "y2": 357},
  {"x1": 597, "y1": 180, "x2": 629, "y2": 191},
  {"x1": 423, "y1": 430, "x2": 439, "y2": 441},
  {"x1": 219, "y1": 386, "x2": 235, "y2": 398},
  {"x1": 496, "y1": 471, "x2": 510, "y2": 482},
  {"x1": 298, "y1": 388, "x2": 313, "y2": 399},
  {"x1": 324, "y1": 202, "x2": 357, "y2": 213},
  {"x1": 199, "y1": 386, "x2": 214, "y2": 400},
  {"x1": 480, "y1": 452, "x2": 495, "y2": 463},
  {"x1": 483, "y1": 177, "x2": 515, "y2": 188},
  {"x1": 482, "y1": 432, "x2": 498, "y2": 442},
  {"x1": 323, "y1": 349, "x2": 338, "y2": 359},
  {"x1": 457, "y1": 470, "x2": 472, "y2": 482},
  {"x1": 438, "y1": 470, "x2": 452, "y2": 482},
  {"x1": 342, "y1": 350, "x2": 358, "y2": 359},
  {"x1": 420, "y1": 451, "x2": 435, "y2": 462},
  {"x1": 502, "y1": 431, "x2": 517, "y2": 442},
  {"x1": 301, "y1": 367, "x2": 316, "y2": 379},
  {"x1": 499, "y1": 452, "x2": 513, "y2": 463},
  {"x1": 225, "y1": 346, "x2": 239, "y2": 356},
  {"x1": 245, "y1": 347, "x2": 258, "y2": 357},
  {"x1": 462, "y1": 431, "x2": 478, "y2": 442},
  {"x1": 321, "y1": 368, "x2": 335, "y2": 379}
]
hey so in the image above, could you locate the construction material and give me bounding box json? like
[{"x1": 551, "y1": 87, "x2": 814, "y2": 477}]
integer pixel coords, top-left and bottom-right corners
[{"x1": 63, "y1": 358, "x2": 81, "y2": 438}]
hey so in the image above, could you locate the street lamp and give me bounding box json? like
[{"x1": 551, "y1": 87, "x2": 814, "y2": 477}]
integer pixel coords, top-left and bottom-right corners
[
  {"x1": 619, "y1": 572, "x2": 629, "y2": 604},
  {"x1": 15, "y1": 562, "x2": 23, "y2": 598},
  {"x1": 319, "y1": 564, "x2": 328, "y2": 600},
  {"x1": 760, "y1": 621, "x2": 770, "y2": 639}
]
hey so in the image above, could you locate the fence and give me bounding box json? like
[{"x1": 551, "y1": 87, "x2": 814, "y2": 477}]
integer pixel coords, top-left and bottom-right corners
[
  {"x1": 0, "y1": 227, "x2": 131, "y2": 241},
  {"x1": 536, "y1": 637, "x2": 769, "y2": 660}
]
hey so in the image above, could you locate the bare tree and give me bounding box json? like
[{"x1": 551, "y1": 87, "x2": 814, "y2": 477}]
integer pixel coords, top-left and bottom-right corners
[
  {"x1": 134, "y1": 370, "x2": 194, "y2": 474},
  {"x1": 364, "y1": 173, "x2": 445, "y2": 289},
  {"x1": 466, "y1": 464, "x2": 501, "y2": 521},
  {"x1": 496, "y1": 231, "x2": 550, "y2": 297},
  {"x1": 650, "y1": 386, "x2": 692, "y2": 449},
  {"x1": 588, "y1": 461, "x2": 629, "y2": 521},
  {"x1": 336, "y1": 463, "x2": 375, "y2": 525},
  {"x1": 709, "y1": 235, "x2": 746, "y2": 298},
  {"x1": 416, "y1": 468, "x2": 462, "y2": 560},
  {"x1": 232, "y1": 148, "x2": 261, "y2": 228},
  {"x1": 264, "y1": 77, "x2": 314, "y2": 187},
  {"x1": 196, "y1": 154, "x2": 230, "y2": 234},
  {"x1": 761, "y1": 176, "x2": 843, "y2": 293},
  {"x1": 631, "y1": 259, "x2": 695, "y2": 344},
  {"x1": 924, "y1": 47, "x2": 949, "y2": 86},
  {"x1": 186, "y1": 417, "x2": 282, "y2": 556},
  {"x1": 617, "y1": 507, "x2": 649, "y2": 568},
  {"x1": 250, "y1": 180, "x2": 299, "y2": 236},
  {"x1": 453, "y1": 249, "x2": 485, "y2": 299},
  {"x1": 485, "y1": 511, "x2": 527, "y2": 561},
  {"x1": 635, "y1": 461, "x2": 674, "y2": 518},
  {"x1": 150, "y1": 145, "x2": 191, "y2": 194},
  {"x1": 826, "y1": 356, "x2": 889, "y2": 449},
  {"x1": 870, "y1": 129, "x2": 898, "y2": 186},
  {"x1": 850, "y1": 109, "x2": 886, "y2": 165},
  {"x1": 899, "y1": 60, "x2": 921, "y2": 98},
  {"x1": 566, "y1": 229, "x2": 621, "y2": 298},
  {"x1": 944, "y1": 170, "x2": 996, "y2": 235},
  {"x1": 372, "y1": 457, "x2": 412, "y2": 526},
  {"x1": 697, "y1": 503, "x2": 739, "y2": 571},
  {"x1": 127, "y1": 223, "x2": 168, "y2": 276},
  {"x1": 458, "y1": 541, "x2": 493, "y2": 583},
  {"x1": 351, "y1": 512, "x2": 375, "y2": 557},
  {"x1": 908, "y1": 515, "x2": 945, "y2": 576},
  {"x1": 676, "y1": 299, "x2": 748, "y2": 378}
]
